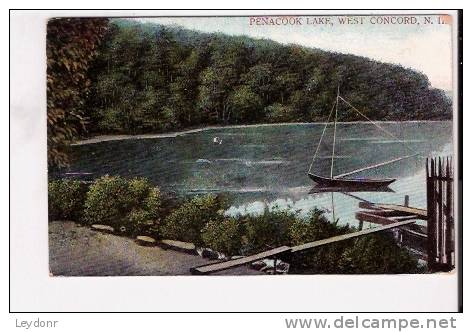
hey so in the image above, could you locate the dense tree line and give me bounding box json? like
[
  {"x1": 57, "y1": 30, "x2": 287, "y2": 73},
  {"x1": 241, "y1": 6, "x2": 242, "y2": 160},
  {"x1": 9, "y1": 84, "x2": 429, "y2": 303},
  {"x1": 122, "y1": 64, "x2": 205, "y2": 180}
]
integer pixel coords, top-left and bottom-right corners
[{"x1": 83, "y1": 19, "x2": 452, "y2": 135}]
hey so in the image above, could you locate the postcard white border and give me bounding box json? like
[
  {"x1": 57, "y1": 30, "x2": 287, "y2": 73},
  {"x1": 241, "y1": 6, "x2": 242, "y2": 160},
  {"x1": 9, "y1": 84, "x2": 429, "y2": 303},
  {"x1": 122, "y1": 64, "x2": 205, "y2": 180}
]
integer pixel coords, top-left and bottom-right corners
[{"x1": 9, "y1": 9, "x2": 460, "y2": 312}]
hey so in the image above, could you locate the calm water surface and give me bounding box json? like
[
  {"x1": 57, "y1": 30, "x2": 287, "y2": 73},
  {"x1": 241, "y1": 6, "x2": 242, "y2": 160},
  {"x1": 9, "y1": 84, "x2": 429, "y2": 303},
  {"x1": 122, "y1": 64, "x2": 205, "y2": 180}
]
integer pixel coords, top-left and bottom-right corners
[{"x1": 58, "y1": 122, "x2": 453, "y2": 228}]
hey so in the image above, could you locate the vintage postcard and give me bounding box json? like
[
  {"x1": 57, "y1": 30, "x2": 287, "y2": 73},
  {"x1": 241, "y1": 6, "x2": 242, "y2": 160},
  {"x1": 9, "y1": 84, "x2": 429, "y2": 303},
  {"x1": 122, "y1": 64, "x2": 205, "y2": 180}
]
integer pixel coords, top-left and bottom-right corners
[{"x1": 46, "y1": 12, "x2": 459, "y2": 278}]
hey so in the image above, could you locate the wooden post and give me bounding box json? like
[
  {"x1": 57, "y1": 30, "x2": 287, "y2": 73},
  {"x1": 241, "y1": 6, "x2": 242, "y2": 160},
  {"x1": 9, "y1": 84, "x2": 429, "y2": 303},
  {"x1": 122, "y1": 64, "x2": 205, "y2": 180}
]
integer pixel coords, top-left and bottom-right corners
[
  {"x1": 426, "y1": 156, "x2": 454, "y2": 272},
  {"x1": 404, "y1": 195, "x2": 409, "y2": 207},
  {"x1": 358, "y1": 219, "x2": 364, "y2": 231},
  {"x1": 438, "y1": 158, "x2": 444, "y2": 264},
  {"x1": 445, "y1": 157, "x2": 454, "y2": 268},
  {"x1": 427, "y1": 158, "x2": 437, "y2": 270}
]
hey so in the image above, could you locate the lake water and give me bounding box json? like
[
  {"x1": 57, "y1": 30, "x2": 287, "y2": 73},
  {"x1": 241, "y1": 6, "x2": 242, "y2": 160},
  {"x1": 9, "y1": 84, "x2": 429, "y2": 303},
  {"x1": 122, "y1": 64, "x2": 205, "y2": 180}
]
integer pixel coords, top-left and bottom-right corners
[{"x1": 58, "y1": 122, "x2": 453, "y2": 228}]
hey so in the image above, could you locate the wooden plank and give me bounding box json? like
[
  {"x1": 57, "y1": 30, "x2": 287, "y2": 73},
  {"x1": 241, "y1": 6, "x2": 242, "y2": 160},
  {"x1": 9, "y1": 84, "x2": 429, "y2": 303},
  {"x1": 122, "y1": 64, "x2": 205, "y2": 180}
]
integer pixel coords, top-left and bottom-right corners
[
  {"x1": 407, "y1": 223, "x2": 427, "y2": 235},
  {"x1": 356, "y1": 211, "x2": 418, "y2": 225},
  {"x1": 375, "y1": 204, "x2": 427, "y2": 219},
  {"x1": 357, "y1": 211, "x2": 427, "y2": 238},
  {"x1": 359, "y1": 201, "x2": 378, "y2": 209},
  {"x1": 291, "y1": 219, "x2": 416, "y2": 253},
  {"x1": 359, "y1": 201, "x2": 427, "y2": 219},
  {"x1": 190, "y1": 246, "x2": 291, "y2": 275},
  {"x1": 364, "y1": 209, "x2": 412, "y2": 217},
  {"x1": 401, "y1": 228, "x2": 428, "y2": 239}
]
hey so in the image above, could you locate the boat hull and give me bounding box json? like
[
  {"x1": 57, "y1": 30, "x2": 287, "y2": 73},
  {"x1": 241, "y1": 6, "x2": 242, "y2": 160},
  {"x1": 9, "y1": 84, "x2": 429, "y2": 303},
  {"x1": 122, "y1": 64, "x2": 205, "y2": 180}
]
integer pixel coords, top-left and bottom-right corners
[{"x1": 308, "y1": 173, "x2": 395, "y2": 189}]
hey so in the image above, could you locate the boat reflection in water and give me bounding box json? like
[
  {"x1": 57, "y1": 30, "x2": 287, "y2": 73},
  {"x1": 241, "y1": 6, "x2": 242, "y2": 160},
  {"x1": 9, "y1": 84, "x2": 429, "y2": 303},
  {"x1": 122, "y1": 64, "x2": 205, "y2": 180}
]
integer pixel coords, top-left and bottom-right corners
[{"x1": 308, "y1": 184, "x2": 394, "y2": 195}]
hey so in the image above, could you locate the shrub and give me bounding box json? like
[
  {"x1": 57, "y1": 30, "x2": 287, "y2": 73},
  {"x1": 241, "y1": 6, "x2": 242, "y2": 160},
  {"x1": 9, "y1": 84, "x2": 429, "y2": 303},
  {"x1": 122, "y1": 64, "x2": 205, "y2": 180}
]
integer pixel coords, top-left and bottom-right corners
[
  {"x1": 289, "y1": 208, "x2": 349, "y2": 245},
  {"x1": 158, "y1": 191, "x2": 184, "y2": 219},
  {"x1": 83, "y1": 175, "x2": 161, "y2": 235},
  {"x1": 48, "y1": 179, "x2": 87, "y2": 221},
  {"x1": 83, "y1": 175, "x2": 129, "y2": 226},
  {"x1": 288, "y1": 208, "x2": 419, "y2": 274},
  {"x1": 128, "y1": 178, "x2": 152, "y2": 204},
  {"x1": 288, "y1": 208, "x2": 352, "y2": 274},
  {"x1": 143, "y1": 186, "x2": 161, "y2": 220},
  {"x1": 127, "y1": 209, "x2": 153, "y2": 235},
  {"x1": 202, "y1": 218, "x2": 245, "y2": 256},
  {"x1": 337, "y1": 233, "x2": 419, "y2": 274},
  {"x1": 242, "y1": 207, "x2": 297, "y2": 254},
  {"x1": 160, "y1": 194, "x2": 226, "y2": 245}
]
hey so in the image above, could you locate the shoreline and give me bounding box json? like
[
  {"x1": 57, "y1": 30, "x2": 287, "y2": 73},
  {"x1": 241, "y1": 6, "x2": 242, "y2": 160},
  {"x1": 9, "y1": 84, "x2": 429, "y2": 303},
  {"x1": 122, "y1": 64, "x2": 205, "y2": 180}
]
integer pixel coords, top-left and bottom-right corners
[{"x1": 73, "y1": 120, "x2": 451, "y2": 146}]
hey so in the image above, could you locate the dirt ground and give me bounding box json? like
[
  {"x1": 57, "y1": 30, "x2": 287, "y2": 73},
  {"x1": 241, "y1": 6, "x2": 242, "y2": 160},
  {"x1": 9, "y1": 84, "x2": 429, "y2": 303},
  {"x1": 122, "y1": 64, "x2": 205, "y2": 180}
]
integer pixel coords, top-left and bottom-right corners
[{"x1": 49, "y1": 221, "x2": 263, "y2": 276}]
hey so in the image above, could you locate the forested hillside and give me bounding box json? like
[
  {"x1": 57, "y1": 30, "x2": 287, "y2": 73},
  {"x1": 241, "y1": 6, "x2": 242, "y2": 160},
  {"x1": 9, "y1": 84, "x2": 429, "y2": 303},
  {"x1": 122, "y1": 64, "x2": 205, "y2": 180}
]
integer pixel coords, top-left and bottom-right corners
[{"x1": 83, "y1": 19, "x2": 452, "y2": 135}]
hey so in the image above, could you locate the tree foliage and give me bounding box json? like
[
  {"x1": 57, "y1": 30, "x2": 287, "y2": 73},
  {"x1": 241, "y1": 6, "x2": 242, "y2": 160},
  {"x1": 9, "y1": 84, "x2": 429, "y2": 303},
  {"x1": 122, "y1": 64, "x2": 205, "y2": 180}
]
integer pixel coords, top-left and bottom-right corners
[
  {"x1": 81, "y1": 19, "x2": 451, "y2": 136},
  {"x1": 47, "y1": 18, "x2": 108, "y2": 167}
]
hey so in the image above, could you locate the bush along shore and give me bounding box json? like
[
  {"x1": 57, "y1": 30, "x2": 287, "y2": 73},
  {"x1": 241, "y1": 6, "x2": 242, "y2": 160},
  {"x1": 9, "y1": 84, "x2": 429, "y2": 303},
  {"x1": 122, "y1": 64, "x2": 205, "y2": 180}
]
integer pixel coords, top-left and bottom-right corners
[{"x1": 48, "y1": 176, "x2": 422, "y2": 274}]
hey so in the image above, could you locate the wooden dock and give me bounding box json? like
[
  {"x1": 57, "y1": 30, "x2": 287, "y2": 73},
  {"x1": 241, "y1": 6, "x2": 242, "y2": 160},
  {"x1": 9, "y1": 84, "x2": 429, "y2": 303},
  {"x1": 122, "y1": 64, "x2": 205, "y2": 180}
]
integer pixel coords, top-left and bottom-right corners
[
  {"x1": 190, "y1": 246, "x2": 292, "y2": 275},
  {"x1": 358, "y1": 201, "x2": 427, "y2": 219},
  {"x1": 190, "y1": 219, "x2": 415, "y2": 275},
  {"x1": 291, "y1": 219, "x2": 415, "y2": 253},
  {"x1": 355, "y1": 197, "x2": 428, "y2": 259}
]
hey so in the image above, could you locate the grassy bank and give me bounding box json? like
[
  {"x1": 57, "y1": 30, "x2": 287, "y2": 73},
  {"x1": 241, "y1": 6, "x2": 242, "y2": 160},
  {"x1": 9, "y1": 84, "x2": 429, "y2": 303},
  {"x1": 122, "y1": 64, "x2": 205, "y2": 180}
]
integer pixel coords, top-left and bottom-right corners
[{"x1": 49, "y1": 176, "x2": 421, "y2": 274}]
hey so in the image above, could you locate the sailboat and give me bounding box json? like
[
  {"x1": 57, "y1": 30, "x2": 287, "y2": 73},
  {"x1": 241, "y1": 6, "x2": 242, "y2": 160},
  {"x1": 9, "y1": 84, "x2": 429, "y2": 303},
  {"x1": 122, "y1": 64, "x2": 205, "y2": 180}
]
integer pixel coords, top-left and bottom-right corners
[{"x1": 307, "y1": 86, "x2": 418, "y2": 189}]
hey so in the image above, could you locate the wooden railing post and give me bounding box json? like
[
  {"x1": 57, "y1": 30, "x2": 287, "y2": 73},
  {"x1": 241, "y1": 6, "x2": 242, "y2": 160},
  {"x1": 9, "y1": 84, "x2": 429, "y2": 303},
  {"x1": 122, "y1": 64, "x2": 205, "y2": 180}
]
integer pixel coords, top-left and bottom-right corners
[
  {"x1": 426, "y1": 156, "x2": 454, "y2": 272},
  {"x1": 427, "y1": 158, "x2": 436, "y2": 270},
  {"x1": 438, "y1": 158, "x2": 444, "y2": 265},
  {"x1": 445, "y1": 157, "x2": 454, "y2": 268}
]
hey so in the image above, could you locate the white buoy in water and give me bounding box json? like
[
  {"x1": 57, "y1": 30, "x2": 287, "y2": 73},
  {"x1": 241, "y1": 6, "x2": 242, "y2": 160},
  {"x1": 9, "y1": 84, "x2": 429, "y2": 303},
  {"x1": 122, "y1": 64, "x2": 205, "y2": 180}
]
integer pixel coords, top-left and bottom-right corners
[{"x1": 213, "y1": 137, "x2": 222, "y2": 144}]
